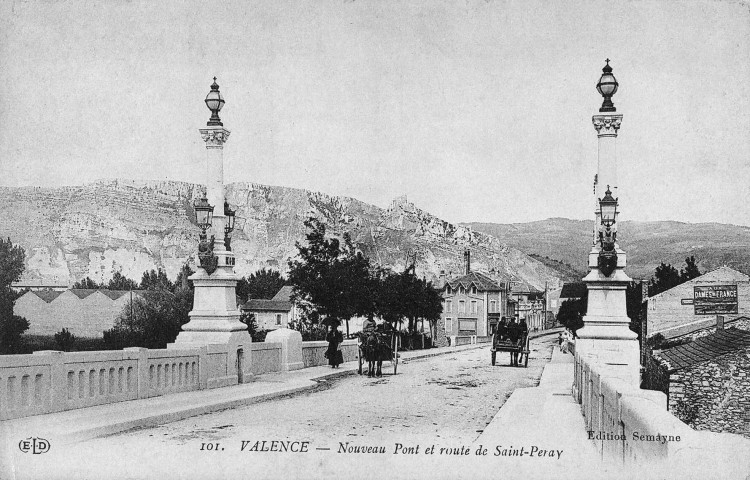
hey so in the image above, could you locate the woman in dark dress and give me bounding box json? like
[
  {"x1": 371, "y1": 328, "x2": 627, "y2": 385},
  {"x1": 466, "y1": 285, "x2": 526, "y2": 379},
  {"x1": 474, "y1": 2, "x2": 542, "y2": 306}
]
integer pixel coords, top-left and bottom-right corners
[{"x1": 325, "y1": 324, "x2": 344, "y2": 368}]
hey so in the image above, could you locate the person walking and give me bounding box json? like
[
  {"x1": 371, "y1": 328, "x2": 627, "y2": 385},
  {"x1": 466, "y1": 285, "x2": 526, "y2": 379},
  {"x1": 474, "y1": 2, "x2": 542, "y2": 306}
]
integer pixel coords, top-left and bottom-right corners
[{"x1": 325, "y1": 324, "x2": 344, "y2": 368}]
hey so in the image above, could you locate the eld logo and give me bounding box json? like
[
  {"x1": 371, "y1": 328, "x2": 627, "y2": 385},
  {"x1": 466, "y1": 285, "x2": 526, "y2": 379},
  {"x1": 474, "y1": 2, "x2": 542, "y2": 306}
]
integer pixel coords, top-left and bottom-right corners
[{"x1": 18, "y1": 437, "x2": 50, "y2": 454}]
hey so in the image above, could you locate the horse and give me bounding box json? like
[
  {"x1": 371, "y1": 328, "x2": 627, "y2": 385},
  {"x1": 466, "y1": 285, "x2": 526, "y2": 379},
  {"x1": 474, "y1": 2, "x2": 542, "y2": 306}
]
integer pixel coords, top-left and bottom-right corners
[{"x1": 360, "y1": 331, "x2": 388, "y2": 377}]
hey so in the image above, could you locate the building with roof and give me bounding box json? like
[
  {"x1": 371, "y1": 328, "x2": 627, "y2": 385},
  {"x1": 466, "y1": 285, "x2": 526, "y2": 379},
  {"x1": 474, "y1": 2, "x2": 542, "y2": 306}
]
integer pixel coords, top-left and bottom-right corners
[
  {"x1": 646, "y1": 327, "x2": 750, "y2": 439},
  {"x1": 545, "y1": 287, "x2": 563, "y2": 319},
  {"x1": 440, "y1": 250, "x2": 508, "y2": 344},
  {"x1": 240, "y1": 285, "x2": 298, "y2": 331},
  {"x1": 14, "y1": 289, "x2": 148, "y2": 338},
  {"x1": 509, "y1": 282, "x2": 546, "y2": 330},
  {"x1": 641, "y1": 266, "x2": 750, "y2": 364}
]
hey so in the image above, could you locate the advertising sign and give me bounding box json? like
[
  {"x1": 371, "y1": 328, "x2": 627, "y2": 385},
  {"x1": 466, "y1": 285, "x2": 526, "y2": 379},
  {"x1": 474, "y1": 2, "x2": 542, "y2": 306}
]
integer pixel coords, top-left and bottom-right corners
[{"x1": 693, "y1": 284, "x2": 738, "y2": 315}]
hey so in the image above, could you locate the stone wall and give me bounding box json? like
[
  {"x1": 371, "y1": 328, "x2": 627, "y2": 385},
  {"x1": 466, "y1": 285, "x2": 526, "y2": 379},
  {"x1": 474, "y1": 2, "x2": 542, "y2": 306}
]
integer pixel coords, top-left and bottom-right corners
[{"x1": 667, "y1": 348, "x2": 750, "y2": 439}]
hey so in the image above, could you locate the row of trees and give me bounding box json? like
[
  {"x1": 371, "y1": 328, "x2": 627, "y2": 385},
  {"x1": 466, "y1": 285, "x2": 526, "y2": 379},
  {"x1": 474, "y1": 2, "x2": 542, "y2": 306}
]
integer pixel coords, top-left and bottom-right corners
[
  {"x1": 647, "y1": 256, "x2": 701, "y2": 296},
  {"x1": 74, "y1": 268, "x2": 186, "y2": 292},
  {"x1": 288, "y1": 218, "x2": 442, "y2": 338},
  {"x1": 557, "y1": 256, "x2": 703, "y2": 337}
]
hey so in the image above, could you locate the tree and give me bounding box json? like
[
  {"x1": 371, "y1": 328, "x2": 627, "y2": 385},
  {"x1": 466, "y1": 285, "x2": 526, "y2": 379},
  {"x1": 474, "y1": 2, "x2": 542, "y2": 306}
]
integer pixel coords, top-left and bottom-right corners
[
  {"x1": 647, "y1": 263, "x2": 681, "y2": 297},
  {"x1": 680, "y1": 256, "x2": 702, "y2": 282},
  {"x1": 626, "y1": 281, "x2": 644, "y2": 339},
  {"x1": 72, "y1": 277, "x2": 101, "y2": 289},
  {"x1": 175, "y1": 264, "x2": 195, "y2": 291},
  {"x1": 557, "y1": 294, "x2": 587, "y2": 336},
  {"x1": 287, "y1": 217, "x2": 374, "y2": 336},
  {"x1": 647, "y1": 257, "x2": 703, "y2": 297},
  {"x1": 0, "y1": 238, "x2": 29, "y2": 354},
  {"x1": 0, "y1": 315, "x2": 30, "y2": 354},
  {"x1": 375, "y1": 268, "x2": 442, "y2": 336},
  {"x1": 106, "y1": 271, "x2": 139, "y2": 290},
  {"x1": 0, "y1": 237, "x2": 25, "y2": 288},
  {"x1": 139, "y1": 268, "x2": 173, "y2": 291},
  {"x1": 236, "y1": 268, "x2": 286, "y2": 303},
  {"x1": 54, "y1": 328, "x2": 76, "y2": 352},
  {"x1": 104, "y1": 288, "x2": 192, "y2": 349}
]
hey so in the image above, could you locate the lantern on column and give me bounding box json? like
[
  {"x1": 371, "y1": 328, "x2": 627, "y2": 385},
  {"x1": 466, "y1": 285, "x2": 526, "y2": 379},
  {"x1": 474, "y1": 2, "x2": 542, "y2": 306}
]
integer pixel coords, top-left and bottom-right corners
[
  {"x1": 596, "y1": 59, "x2": 619, "y2": 113},
  {"x1": 597, "y1": 186, "x2": 619, "y2": 276},
  {"x1": 205, "y1": 77, "x2": 225, "y2": 126},
  {"x1": 224, "y1": 201, "x2": 236, "y2": 251},
  {"x1": 194, "y1": 195, "x2": 218, "y2": 274}
]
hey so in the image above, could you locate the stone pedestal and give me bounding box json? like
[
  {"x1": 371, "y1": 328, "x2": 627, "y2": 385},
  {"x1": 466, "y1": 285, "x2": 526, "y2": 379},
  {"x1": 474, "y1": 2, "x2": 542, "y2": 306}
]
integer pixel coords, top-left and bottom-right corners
[
  {"x1": 170, "y1": 259, "x2": 253, "y2": 385},
  {"x1": 576, "y1": 244, "x2": 640, "y2": 387},
  {"x1": 265, "y1": 328, "x2": 303, "y2": 372}
]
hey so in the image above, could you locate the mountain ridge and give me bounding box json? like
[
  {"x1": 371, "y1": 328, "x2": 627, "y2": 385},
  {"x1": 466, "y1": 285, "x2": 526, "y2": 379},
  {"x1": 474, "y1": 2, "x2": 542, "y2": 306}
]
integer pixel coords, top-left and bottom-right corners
[
  {"x1": 463, "y1": 218, "x2": 750, "y2": 281},
  {"x1": 1, "y1": 179, "x2": 565, "y2": 292}
]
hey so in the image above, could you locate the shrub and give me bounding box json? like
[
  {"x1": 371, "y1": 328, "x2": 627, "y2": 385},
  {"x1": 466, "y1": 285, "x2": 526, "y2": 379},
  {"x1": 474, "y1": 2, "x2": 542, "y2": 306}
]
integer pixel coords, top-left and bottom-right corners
[{"x1": 54, "y1": 328, "x2": 76, "y2": 352}]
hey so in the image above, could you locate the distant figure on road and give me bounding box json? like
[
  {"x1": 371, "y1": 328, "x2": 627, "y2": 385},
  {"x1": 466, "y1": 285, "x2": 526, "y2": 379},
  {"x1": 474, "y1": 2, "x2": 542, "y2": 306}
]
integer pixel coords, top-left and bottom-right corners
[
  {"x1": 325, "y1": 324, "x2": 344, "y2": 368},
  {"x1": 519, "y1": 318, "x2": 528, "y2": 337},
  {"x1": 495, "y1": 317, "x2": 509, "y2": 342}
]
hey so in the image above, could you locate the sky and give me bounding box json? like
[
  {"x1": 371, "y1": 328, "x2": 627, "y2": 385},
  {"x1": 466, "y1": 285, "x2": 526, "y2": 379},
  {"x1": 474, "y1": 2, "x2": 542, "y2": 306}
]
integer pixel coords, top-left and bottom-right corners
[{"x1": 1, "y1": 0, "x2": 749, "y2": 226}]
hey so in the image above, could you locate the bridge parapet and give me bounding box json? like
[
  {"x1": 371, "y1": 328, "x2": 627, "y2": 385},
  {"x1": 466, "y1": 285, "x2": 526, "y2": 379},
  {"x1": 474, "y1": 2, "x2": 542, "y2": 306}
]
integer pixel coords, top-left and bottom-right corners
[{"x1": 574, "y1": 349, "x2": 750, "y2": 475}]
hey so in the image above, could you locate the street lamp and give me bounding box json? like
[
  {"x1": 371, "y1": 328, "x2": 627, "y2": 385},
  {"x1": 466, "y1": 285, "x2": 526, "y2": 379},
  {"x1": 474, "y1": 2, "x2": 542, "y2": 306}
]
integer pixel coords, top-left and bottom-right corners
[
  {"x1": 599, "y1": 186, "x2": 618, "y2": 227},
  {"x1": 205, "y1": 77, "x2": 225, "y2": 126},
  {"x1": 193, "y1": 195, "x2": 214, "y2": 233},
  {"x1": 597, "y1": 186, "x2": 618, "y2": 276},
  {"x1": 596, "y1": 59, "x2": 618, "y2": 113},
  {"x1": 223, "y1": 201, "x2": 236, "y2": 250},
  {"x1": 193, "y1": 194, "x2": 218, "y2": 274}
]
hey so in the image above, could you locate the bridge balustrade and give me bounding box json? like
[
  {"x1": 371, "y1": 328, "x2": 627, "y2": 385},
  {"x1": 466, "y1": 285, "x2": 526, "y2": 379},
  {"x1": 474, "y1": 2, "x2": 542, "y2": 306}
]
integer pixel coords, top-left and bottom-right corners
[{"x1": 573, "y1": 349, "x2": 750, "y2": 471}]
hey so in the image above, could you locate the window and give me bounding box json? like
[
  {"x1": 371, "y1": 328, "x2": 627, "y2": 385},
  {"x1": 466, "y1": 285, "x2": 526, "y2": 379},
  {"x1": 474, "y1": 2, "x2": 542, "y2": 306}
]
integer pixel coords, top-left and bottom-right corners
[
  {"x1": 458, "y1": 300, "x2": 466, "y2": 314},
  {"x1": 471, "y1": 286, "x2": 477, "y2": 295},
  {"x1": 458, "y1": 318, "x2": 477, "y2": 335},
  {"x1": 276, "y1": 314, "x2": 282, "y2": 325},
  {"x1": 445, "y1": 318, "x2": 453, "y2": 333},
  {"x1": 470, "y1": 300, "x2": 478, "y2": 314},
  {"x1": 446, "y1": 300, "x2": 453, "y2": 313},
  {"x1": 446, "y1": 285, "x2": 452, "y2": 295},
  {"x1": 490, "y1": 300, "x2": 496, "y2": 313},
  {"x1": 459, "y1": 286, "x2": 465, "y2": 295}
]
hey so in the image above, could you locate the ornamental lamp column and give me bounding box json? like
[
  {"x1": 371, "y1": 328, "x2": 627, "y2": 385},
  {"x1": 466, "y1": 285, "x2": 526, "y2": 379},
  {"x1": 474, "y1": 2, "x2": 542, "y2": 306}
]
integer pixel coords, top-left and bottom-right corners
[
  {"x1": 171, "y1": 79, "x2": 251, "y2": 387},
  {"x1": 575, "y1": 60, "x2": 639, "y2": 387}
]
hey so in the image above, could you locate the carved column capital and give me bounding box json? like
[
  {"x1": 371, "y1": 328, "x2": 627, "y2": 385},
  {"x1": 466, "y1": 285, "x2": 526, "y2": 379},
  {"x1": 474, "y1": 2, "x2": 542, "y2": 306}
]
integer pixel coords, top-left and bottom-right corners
[
  {"x1": 199, "y1": 128, "x2": 231, "y2": 148},
  {"x1": 592, "y1": 114, "x2": 623, "y2": 137}
]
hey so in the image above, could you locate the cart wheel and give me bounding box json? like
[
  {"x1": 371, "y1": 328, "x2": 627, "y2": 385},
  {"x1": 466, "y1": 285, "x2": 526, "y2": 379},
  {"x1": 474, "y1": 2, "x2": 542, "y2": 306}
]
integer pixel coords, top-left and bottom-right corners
[
  {"x1": 491, "y1": 351, "x2": 496, "y2": 366},
  {"x1": 524, "y1": 352, "x2": 529, "y2": 368}
]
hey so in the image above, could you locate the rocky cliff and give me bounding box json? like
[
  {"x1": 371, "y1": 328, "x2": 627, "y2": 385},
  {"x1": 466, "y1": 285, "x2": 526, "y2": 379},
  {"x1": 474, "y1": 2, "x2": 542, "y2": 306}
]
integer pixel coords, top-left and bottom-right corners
[{"x1": 1, "y1": 180, "x2": 564, "y2": 291}]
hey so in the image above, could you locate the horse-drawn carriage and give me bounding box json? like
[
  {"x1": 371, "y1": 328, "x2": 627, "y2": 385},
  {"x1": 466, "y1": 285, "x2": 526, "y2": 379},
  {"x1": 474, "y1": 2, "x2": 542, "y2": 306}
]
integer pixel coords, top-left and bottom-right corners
[
  {"x1": 357, "y1": 328, "x2": 399, "y2": 377},
  {"x1": 491, "y1": 329, "x2": 530, "y2": 367}
]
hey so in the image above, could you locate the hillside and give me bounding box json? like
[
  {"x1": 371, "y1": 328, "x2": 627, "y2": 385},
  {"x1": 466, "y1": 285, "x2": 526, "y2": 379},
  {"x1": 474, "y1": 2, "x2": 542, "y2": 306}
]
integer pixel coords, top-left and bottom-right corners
[
  {"x1": 464, "y1": 218, "x2": 750, "y2": 281},
  {"x1": 0, "y1": 180, "x2": 565, "y2": 291}
]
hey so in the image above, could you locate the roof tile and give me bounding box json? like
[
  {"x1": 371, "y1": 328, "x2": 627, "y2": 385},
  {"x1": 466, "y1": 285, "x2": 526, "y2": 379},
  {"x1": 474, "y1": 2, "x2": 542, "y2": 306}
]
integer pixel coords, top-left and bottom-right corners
[{"x1": 655, "y1": 327, "x2": 750, "y2": 372}]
